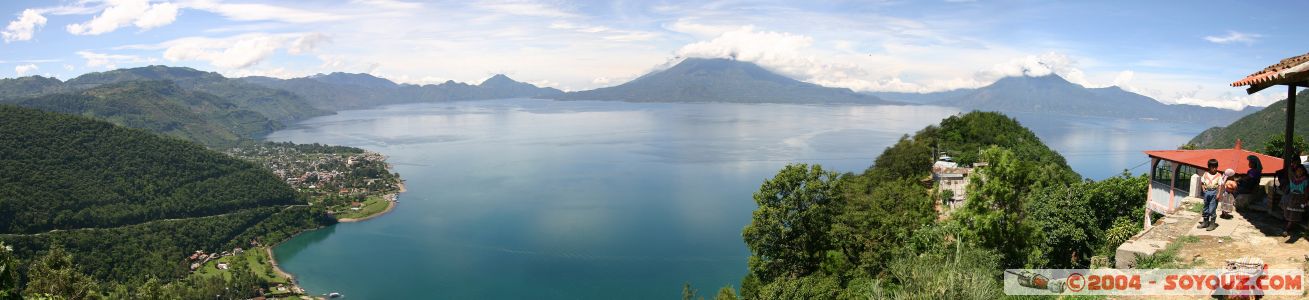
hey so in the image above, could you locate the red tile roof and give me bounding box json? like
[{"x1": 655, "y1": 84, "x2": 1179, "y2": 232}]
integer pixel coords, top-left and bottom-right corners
[
  {"x1": 1145, "y1": 143, "x2": 1283, "y2": 175},
  {"x1": 1231, "y1": 52, "x2": 1309, "y2": 87}
]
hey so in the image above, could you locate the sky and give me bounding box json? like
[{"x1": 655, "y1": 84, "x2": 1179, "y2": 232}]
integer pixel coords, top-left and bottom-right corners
[{"x1": 1, "y1": 0, "x2": 1306, "y2": 110}]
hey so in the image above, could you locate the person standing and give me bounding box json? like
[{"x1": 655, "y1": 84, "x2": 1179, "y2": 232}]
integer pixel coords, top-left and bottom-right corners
[{"x1": 1199, "y1": 159, "x2": 1222, "y2": 231}]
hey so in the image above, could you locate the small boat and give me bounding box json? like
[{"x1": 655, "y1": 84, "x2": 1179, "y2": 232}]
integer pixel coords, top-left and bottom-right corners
[{"x1": 328, "y1": 292, "x2": 342, "y2": 298}]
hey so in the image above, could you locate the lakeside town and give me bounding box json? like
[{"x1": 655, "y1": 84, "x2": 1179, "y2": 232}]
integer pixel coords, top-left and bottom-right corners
[
  {"x1": 226, "y1": 142, "x2": 405, "y2": 221},
  {"x1": 169, "y1": 141, "x2": 409, "y2": 299}
]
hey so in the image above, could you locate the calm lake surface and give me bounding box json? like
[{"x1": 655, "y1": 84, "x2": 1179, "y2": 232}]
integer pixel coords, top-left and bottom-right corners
[{"x1": 267, "y1": 99, "x2": 1200, "y2": 299}]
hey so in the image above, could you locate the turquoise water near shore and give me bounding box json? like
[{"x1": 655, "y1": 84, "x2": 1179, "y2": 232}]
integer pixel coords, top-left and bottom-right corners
[{"x1": 267, "y1": 99, "x2": 1199, "y2": 299}]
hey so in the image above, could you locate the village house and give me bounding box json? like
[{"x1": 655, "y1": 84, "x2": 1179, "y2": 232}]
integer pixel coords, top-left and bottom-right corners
[
  {"x1": 930, "y1": 155, "x2": 984, "y2": 210},
  {"x1": 1141, "y1": 141, "x2": 1281, "y2": 216}
]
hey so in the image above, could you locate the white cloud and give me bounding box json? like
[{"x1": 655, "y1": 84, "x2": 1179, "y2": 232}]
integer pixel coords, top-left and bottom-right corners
[
  {"x1": 14, "y1": 64, "x2": 38, "y2": 76},
  {"x1": 1203, "y1": 31, "x2": 1260, "y2": 45},
  {"x1": 549, "y1": 21, "x2": 660, "y2": 42},
  {"x1": 76, "y1": 51, "x2": 154, "y2": 69},
  {"x1": 664, "y1": 18, "x2": 745, "y2": 39},
  {"x1": 315, "y1": 54, "x2": 380, "y2": 73},
  {"x1": 3, "y1": 9, "x2": 48, "y2": 43},
  {"x1": 158, "y1": 33, "x2": 328, "y2": 69},
  {"x1": 135, "y1": 2, "x2": 180, "y2": 29},
  {"x1": 592, "y1": 77, "x2": 611, "y2": 85},
  {"x1": 66, "y1": 0, "x2": 180, "y2": 35},
  {"x1": 1111, "y1": 70, "x2": 1134, "y2": 87},
  {"x1": 179, "y1": 0, "x2": 347, "y2": 23},
  {"x1": 528, "y1": 79, "x2": 558, "y2": 88},
  {"x1": 351, "y1": 0, "x2": 423, "y2": 10},
  {"x1": 674, "y1": 26, "x2": 949, "y2": 93},
  {"x1": 220, "y1": 67, "x2": 310, "y2": 79},
  {"x1": 289, "y1": 33, "x2": 331, "y2": 54},
  {"x1": 474, "y1": 0, "x2": 577, "y2": 18}
]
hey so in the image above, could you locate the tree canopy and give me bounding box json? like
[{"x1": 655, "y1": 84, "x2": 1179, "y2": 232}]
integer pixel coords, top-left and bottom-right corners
[{"x1": 725, "y1": 111, "x2": 1145, "y2": 299}]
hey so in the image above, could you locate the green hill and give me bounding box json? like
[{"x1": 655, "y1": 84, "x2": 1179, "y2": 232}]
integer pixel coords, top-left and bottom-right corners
[
  {"x1": 728, "y1": 111, "x2": 1145, "y2": 299},
  {"x1": 12, "y1": 80, "x2": 280, "y2": 148},
  {"x1": 0, "y1": 105, "x2": 332, "y2": 287},
  {"x1": 1189, "y1": 90, "x2": 1309, "y2": 149},
  {"x1": 65, "y1": 66, "x2": 329, "y2": 123}
]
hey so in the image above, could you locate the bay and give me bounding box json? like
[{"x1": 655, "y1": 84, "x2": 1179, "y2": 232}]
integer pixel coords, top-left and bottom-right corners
[{"x1": 267, "y1": 99, "x2": 1200, "y2": 299}]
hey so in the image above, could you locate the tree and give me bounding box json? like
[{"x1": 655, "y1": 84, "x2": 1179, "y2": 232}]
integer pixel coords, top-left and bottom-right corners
[
  {"x1": 829, "y1": 178, "x2": 935, "y2": 278},
  {"x1": 134, "y1": 277, "x2": 164, "y2": 300},
  {"x1": 866, "y1": 135, "x2": 932, "y2": 181},
  {"x1": 24, "y1": 246, "x2": 96, "y2": 299},
  {"x1": 714, "y1": 285, "x2": 738, "y2": 300},
  {"x1": 0, "y1": 242, "x2": 19, "y2": 300},
  {"x1": 1259, "y1": 134, "x2": 1308, "y2": 158},
  {"x1": 954, "y1": 146, "x2": 1039, "y2": 267},
  {"x1": 681, "y1": 282, "x2": 699, "y2": 300},
  {"x1": 743, "y1": 164, "x2": 844, "y2": 283}
]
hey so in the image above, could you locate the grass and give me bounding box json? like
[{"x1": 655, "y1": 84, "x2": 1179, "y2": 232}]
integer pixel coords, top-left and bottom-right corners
[
  {"x1": 1134, "y1": 235, "x2": 1200, "y2": 269},
  {"x1": 334, "y1": 195, "x2": 390, "y2": 220},
  {"x1": 190, "y1": 247, "x2": 291, "y2": 285}
]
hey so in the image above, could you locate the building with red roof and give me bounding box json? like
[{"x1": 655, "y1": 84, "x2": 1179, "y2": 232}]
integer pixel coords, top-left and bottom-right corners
[{"x1": 1142, "y1": 140, "x2": 1282, "y2": 214}]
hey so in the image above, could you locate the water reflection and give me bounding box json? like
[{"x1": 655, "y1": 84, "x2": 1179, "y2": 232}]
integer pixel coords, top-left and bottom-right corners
[{"x1": 268, "y1": 99, "x2": 1201, "y2": 299}]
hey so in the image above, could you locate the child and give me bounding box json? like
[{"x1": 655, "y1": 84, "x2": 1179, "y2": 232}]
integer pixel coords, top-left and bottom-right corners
[
  {"x1": 1219, "y1": 169, "x2": 1237, "y2": 219},
  {"x1": 1199, "y1": 159, "x2": 1222, "y2": 231}
]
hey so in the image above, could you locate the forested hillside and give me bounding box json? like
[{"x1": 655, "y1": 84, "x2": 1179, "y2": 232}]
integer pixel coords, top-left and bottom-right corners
[
  {"x1": 0, "y1": 105, "x2": 334, "y2": 298},
  {"x1": 65, "y1": 66, "x2": 328, "y2": 122},
  {"x1": 12, "y1": 81, "x2": 280, "y2": 148},
  {"x1": 701, "y1": 112, "x2": 1148, "y2": 299},
  {"x1": 1190, "y1": 90, "x2": 1309, "y2": 149}
]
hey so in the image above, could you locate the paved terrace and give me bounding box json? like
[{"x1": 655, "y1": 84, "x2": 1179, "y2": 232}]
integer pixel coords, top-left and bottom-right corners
[{"x1": 1117, "y1": 196, "x2": 1309, "y2": 298}]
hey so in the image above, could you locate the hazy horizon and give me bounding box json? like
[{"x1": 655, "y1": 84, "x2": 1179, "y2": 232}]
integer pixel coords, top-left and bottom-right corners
[{"x1": 1, "y1": 0, "x2": 1306, "y2": 110}]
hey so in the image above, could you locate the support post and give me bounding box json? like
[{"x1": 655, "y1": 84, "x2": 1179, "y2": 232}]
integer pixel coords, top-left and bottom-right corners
[{"x1": 1288, "y1": 85, "x2": 1298, "y2": 175}]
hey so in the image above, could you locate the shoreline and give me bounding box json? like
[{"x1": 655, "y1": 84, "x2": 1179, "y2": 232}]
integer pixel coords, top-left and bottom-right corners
[
  {"x1": 269, "y1": 153, "x2": 406, "y2": 298},
  {"x1": 336, "y1": 180, "x2": 405, "y2": 223},
  {"x1": 264, "y1": 247, "x2": 296, "y2": 286}
]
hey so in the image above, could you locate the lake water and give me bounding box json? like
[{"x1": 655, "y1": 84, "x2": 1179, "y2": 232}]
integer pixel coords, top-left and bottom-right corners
[{"x1": 267, "y1": 99, "x2": 1201, "y2": 299}]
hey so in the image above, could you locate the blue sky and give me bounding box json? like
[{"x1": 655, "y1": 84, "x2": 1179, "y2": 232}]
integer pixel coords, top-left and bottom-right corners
[{"x1": 1, "y1": 0, "x2": 1305, "y2": 109}]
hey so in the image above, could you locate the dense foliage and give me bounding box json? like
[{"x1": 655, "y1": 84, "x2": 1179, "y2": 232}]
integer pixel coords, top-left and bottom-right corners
[
  {"x1": 0, "y1": 106, "x2": 334, "y2": 298},
  {"x1": 1258, "y1": 134, "x2": 1309, "y2": 158},
  {"x1": 1191, "y1": 89, "x2": 1309, "y2": 149},
  {"x1": 0, "y1": 105, "x2": 300, "y2": 234},
  {"x1": 64, "y1": 65, "x2": 328, "y2": 122},
  {"x1": 716, "y1": 111, "x2": 1148, "y2": 299},
  {"x1": 10, "y1": 81, "x2": 281, "y2": 148}
]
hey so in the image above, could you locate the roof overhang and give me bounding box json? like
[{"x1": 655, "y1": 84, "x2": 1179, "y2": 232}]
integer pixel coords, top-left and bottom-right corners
[{"x1": 1232, "y1": 52, "x2": 1309, "y2": 94}]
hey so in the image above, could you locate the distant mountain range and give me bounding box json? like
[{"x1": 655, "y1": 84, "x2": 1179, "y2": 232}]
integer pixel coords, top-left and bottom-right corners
[
  {"x1": 542, "y1": 57, "x2": 1254, "y2": 126},
  {"x1": 0, "y1": 66, "x2": 562, "y2": 147},
  {"x1": 1190, "y1": 90, "x2": 1309, "y2": 149},
  {"x1": 242, "y1": 72, "x2": 563, "y2": 111},
  {"x1": 547, "y1": 58, "x2": 893, "y2": 104},
  {"x1": 0, "y1": 61, "x2": 1266, "y2": 146},
  {"x1": 869, "y1": 74, "x2": 1258, "y2": 126}
]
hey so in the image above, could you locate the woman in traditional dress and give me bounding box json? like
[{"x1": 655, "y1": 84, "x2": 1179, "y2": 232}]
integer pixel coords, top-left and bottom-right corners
[{"x1": 1282, "y1": 163, "x2": 1308, "y2": 236}]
